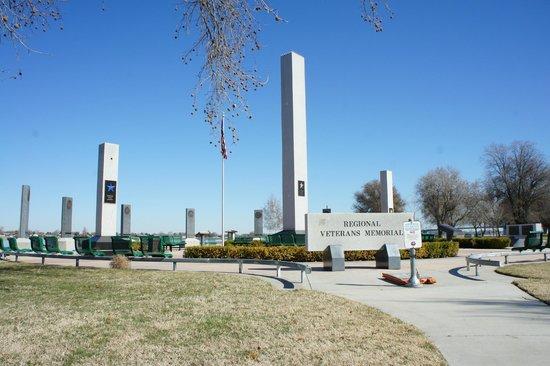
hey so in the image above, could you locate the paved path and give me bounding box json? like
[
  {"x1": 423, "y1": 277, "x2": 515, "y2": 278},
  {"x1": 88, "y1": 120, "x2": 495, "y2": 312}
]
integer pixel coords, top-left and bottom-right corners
[
  {"x1": 7, "y1": 250, "x2": 550, "y2": 365},
  {"x1": 305, "y1": 250, "x2": 550, "y2": 366}
]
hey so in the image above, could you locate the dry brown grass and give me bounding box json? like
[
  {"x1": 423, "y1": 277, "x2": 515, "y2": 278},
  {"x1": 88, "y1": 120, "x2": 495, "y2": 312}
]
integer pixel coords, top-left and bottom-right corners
[
  {"x1": 0, "y1": 261, "x2": 446, "y2": 365},
  {"x1": 496, "y1": 262, "x2": 550, "y2": 304},
  {"x1": 110, "y1": 255, "x2": 130, "y2": 269}
]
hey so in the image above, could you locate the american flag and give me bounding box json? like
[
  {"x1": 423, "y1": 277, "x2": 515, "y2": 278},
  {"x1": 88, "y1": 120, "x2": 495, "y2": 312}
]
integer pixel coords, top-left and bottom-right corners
[{"x1": 220, "y1": 115, "x2": 228, "y2": 159}]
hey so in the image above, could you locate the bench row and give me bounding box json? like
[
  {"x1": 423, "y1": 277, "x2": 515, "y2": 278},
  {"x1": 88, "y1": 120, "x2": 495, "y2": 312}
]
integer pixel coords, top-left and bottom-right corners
[
  {"x1": 0, "y1": 235, "x2": 183, "y2": 258},
  {"x1": 512, "y1": 231, "x2": 549, "y2": 252}
]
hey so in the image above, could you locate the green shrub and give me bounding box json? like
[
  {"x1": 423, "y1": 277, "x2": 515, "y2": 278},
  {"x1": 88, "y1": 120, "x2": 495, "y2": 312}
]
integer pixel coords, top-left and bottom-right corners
[
  {"x1": 454, "y1": 237, "x2": 510, "y2": 249},
  {"x1": 185, "y1": 241, "x2": 459, "y2": 262}
]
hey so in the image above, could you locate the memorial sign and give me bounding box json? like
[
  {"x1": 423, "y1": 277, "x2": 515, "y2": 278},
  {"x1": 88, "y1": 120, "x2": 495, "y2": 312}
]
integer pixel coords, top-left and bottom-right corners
[
  {"x1": 403, "y1": 220, "x2": 422, "y2": 249},
  {"x1": 306, "y1": 212, "x2": 413, "y2": 251}
]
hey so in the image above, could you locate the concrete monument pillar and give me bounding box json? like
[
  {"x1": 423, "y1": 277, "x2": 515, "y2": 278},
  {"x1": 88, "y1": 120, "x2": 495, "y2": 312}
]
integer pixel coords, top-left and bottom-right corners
[
  {"x1": 380, "y1": 170, "x2": 394, "y2": 213},
  {"x1": 61, "y1": 197, "x2": 73, "y2": 237},
  {"x1": 121, "y1": 204, "x2": 131, "y2": 235},
  {"x1": 281, "y1": 51, "x2": 308, "y2": 233},
  {"x1": 254, "y1": 210, "x2": 263, "y2": 236},
  {"x1": 95, "y1": 142, "x2": 119, "y2": 236},
  {"x1": 19, "y1": 185, "x2": 30, "y2": 238},
  {"x1": 186, "y1": 208, "x2": 195, "y2": 238}
]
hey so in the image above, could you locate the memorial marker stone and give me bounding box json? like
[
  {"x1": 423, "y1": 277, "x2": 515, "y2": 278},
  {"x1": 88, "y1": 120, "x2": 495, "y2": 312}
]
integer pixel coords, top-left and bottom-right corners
[
  {"x1": 19, "y1": 185, "x2": 30, "y2": 238},
  {"x1": 254, "y1": 210, "x2": 263, "y2": 236},
  {"x1": 61, "y1": 197, "x2": 73, "y2": 237},
  {"x1": 121, "y1": 204, "x2": 131, "y2": 235},
  {"x1": 186, "y1": 208, "x2": 195, "y2": 238}
]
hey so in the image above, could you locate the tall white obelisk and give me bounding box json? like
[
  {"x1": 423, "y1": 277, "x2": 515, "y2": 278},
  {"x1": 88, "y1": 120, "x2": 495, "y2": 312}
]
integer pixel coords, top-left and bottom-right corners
[
  {"x1": 281, "y1": 51, "x2": 308, "y2": 233},
  {"x1": 380, "y1": 170, "x2": 394, "y2": 213},
  {"x1": 95, "y1": 142, "x2": 119, "y2": 236}
]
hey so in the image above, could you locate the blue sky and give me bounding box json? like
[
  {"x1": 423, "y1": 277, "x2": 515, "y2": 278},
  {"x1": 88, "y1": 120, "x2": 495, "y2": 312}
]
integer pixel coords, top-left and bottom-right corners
[{"x1": 1, "y1": 0, "x2": 549, "y2": 234}]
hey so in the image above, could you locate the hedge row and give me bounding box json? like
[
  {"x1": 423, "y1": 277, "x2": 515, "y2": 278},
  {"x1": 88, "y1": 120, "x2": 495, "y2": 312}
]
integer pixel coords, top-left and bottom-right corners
[
  {"x1": 185, "y1": 241, "x2": 459, "y2": 262},
  {"x1": 454, "y1": 237, "x2": 510, "y2": 249}
]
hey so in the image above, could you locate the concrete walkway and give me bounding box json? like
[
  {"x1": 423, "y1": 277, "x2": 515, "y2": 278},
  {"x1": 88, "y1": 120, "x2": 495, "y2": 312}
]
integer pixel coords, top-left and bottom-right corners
[
  {"x1": 305, "y1": 250, "x2": 550, "y2": 366},
  {"x1": 6, "y1": 250, "x2": 550, "y2": 365}
]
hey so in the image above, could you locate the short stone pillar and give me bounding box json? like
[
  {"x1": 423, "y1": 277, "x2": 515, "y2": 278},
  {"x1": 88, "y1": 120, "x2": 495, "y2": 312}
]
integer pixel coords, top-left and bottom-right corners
[
  {"x1": 19, "y1": 185, "x2": 30, "y2": 238},
  {"x1": 380, "y1": 170, "x2": 394, "y2": 213},
  {"x1": 254, "y1": 210, "x2": 263, "y2": 236},
  {"x1": 61, "y1": 197, "x2": 73, "y2": 238},
  {"x1": 375, "y1": 244, "x2": 401, "y2": 270},
  {"x1": 323, "y1": 245, "x2": 345, "y2": 271},
  {"x1": 121, "y1": 204, "x2": 131, "y2": 235},
  {"x1": 186, "y1": 208, "x2": 195, "y2": 238}
]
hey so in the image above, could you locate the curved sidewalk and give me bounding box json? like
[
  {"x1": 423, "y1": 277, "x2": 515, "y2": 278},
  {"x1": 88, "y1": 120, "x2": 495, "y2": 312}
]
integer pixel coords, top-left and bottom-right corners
[{"x1": 305, "y1": 249, "x2": 550, "y2": 366}]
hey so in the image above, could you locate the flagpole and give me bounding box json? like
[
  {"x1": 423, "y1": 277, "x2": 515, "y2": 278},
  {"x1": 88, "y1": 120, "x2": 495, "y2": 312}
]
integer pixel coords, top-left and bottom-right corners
[{"x1": 221, "y1": 115, "x2": 225, "y2": 246}]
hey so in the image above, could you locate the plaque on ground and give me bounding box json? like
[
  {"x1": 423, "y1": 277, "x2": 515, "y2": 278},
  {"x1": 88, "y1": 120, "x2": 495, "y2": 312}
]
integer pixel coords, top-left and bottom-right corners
[{"x1": 306, "y1": 212, "x2": 413, "y2": 251}]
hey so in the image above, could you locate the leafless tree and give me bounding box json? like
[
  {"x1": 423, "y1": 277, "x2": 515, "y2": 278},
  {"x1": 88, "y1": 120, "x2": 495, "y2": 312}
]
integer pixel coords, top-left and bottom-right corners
[
  {"x1": 263, "y1": 194, "x2": 282, "y2": 232},
  {"x1": 416, "y1": 167, "x2": 473, "y2": 235},
  {"x1": 176, "y1": 0, "x2": 393, "y2": 148},
  {"x1": 484, "y1": 141, "x2": 550, "y2": 224},
  {"x1": 353, "y1": 179, "x2": 405, "y2": 213},
  {"x1": 1, "y1": 0, "x2": 64, "y2": 78},
  {"x1": 2, "y1": 1, "x2": 393, "y2": 145}
]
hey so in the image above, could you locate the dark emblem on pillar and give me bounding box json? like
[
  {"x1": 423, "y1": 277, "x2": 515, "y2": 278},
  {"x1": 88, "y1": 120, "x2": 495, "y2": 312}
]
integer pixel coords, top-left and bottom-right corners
[
  {"x1": 298, "y1": 180, "x2": 305, "y2": 197},
  {"x1": 104, "y1": 180, "x2": 117, "y2": 204}
]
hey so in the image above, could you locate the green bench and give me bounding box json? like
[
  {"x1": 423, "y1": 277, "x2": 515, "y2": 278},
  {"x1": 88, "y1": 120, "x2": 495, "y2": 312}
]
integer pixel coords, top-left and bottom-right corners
[
  {"x1": 265, "y1": 232, "x2": 305, "y2": 246},
  {"x1": 1, "y1": 237, "x2": 13, "y2": 255},
  {"x1": 8, "y1": 237, "x2": 33, "y2": 253},
  {"x1": 111, "y1": 236, "x2": 144, "y2": 257},
  {"x1": 141, "y1": 235, "x2": 173, "y2": 258},
  {"x1": 161, "y1": 236, "x2": 185, "y2": 251},
  {"x1": 73, "y1": 236, "x2": 107, "y2": 257},
  {"x1": 512, "y1": 231, "x2": 545, "y2": 252},
  {"x1": 233, "y1": 236, "x2": 253, "y2": 245},
  {"x1": 44, "y1": 236, "x2": 75, "y2": 255},
  {"x1": 30, "y1": 236, "x2": 48, "y2": 253}
]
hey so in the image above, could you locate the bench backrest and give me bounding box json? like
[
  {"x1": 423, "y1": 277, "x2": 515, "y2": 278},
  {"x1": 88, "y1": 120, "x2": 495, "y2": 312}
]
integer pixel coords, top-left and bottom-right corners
[
  {"x1": 147, "y1": 236, "x2": 165, "y2": 254},
  {"x1": 74, "y1": 236, "x2": 91, "y2": 255},
  {"x1": 525, "y1": 231, "x2": 543, "y2": 248},
  {"x1": 0, "y1": 237, "x2": 11, "y2": 251},
  {"x1": 172, "y1": 236, "x2": 184, "y2": 245},
  {"x1": 8, "y1": 237, "x2": 19, "y2": 251},
  {"x1": 111, "y1": 236, "x2": 133, "y2": 256},
  {"x1": 30, "y1": 236, "x2": 47, "y2": 252},
  {"x1": 44, "y1": 236, "x2": 60, "y2": 253}
]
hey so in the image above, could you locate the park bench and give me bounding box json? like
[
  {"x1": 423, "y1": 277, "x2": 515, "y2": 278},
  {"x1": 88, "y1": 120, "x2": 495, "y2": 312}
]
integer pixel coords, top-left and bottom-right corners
[
  {"x1": 422, "y1": 233, "x2": 436, "y2": 242},
  {"x1": 30, "y1": 236, "x2": 48, "y2": 253},
  {"x1": 161, "y1": 236, "x2": 185, "y2": 251},
  {"x1": 1, "y1": 237, "x2": 13, "y2": 256},
  {"x1": 73, "y1": 236, "x2": 107, "y2": 257},
  {"x1": 111, "y1": 236, "x2": 144, "y2": 257},
  {"x1": 8, "y1": 237, "x2": 33, "y2": 253},
  {"x1": 44, "y1": 236, "x2": 75, "y2": 255},
  {"x1": 233, "y1": 236, "x2": 253, "y2": 245},
  {"x1": 142, "y1": 236, "x2": 173, "y2": 258},
  {"x1": 512, "y1": 231, "x2": 544, "y2": 252}
]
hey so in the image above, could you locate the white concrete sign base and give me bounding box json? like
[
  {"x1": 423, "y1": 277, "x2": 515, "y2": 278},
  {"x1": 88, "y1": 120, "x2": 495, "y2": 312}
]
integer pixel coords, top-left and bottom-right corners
[{"x1": 306, "y1": 212, "x2": 413, "y2": 251}]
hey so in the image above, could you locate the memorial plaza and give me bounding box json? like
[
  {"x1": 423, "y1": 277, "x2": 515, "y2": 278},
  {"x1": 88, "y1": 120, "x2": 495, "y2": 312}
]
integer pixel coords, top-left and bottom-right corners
[{"x1": 1, "y1": 1, "x2": 549, "y2": 365}]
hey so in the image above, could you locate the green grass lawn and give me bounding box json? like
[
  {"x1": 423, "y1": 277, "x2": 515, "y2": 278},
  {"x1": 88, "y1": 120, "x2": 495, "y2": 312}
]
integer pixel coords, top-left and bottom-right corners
[
  {"x1": 496, "y1": 262, "x2": 550, "y2": 305},
  {"x1": 0, "y1": 261, "x2": 445, "y2": 365}
]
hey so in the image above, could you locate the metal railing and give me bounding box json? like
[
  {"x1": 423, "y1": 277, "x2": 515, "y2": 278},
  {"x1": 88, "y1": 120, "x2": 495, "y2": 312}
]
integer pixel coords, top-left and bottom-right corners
[
  {"x1": 466, "y1": 249, "x2": 550, "y2": 276},
  {"x1": 6, "y1": 253, "x2": 311, "y2": 283}
]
